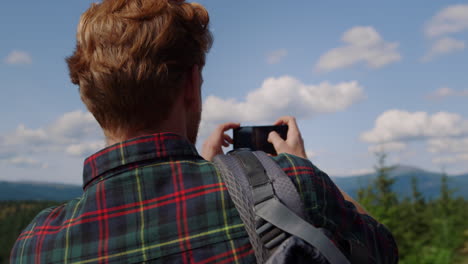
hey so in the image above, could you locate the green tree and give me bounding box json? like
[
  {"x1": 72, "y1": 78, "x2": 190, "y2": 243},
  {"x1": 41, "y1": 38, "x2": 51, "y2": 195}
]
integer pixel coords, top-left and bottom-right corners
[
  {"x1": 357, "y1": 152, "x2": 398, "y2": 229},
  {"x1": 356, "y1": 153, "x2": 468, "y2": 263},
  {"x1": 0, "y1": 201, "x2": 60, "y2": 263}
]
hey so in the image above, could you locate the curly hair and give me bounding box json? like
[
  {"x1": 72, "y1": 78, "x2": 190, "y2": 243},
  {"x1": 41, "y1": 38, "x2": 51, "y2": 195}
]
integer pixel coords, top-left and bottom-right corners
[{"x1": 67, "y1": 0, "x2": 212, "y2": 133}]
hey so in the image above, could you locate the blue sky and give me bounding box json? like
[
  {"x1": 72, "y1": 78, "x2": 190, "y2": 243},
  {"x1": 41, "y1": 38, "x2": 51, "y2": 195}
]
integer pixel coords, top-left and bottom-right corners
[{"x1": 1, "y1": 0, "x2": 467, "y2": 184}]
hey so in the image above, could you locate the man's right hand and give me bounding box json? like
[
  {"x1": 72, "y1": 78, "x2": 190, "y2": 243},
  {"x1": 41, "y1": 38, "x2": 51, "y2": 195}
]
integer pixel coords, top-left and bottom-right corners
[{"x1": 268, "y1": 116, "x2": 307, "y2": 159}]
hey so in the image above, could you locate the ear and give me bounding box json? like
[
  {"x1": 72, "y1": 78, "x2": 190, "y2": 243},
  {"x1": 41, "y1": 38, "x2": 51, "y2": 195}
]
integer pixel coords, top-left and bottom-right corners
[{"x1": 184, "y1": 65, "x2": 202, "y2": 111}]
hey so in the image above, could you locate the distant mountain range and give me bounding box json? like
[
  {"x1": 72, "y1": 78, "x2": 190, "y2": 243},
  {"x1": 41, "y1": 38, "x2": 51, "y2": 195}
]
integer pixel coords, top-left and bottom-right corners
[
  {"x1": 0, "y1": 181, "x2": 83, "y2": 201},
  {"x1": 332, "y1": 165, "x2": 468, "y2": 200},
  {"x1": 1, "y1": 165, "x2": 467, "y2": 201}
]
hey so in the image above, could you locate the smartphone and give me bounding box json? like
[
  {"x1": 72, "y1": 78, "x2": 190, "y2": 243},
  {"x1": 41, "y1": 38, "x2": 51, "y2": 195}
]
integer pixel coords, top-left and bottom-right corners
[{"x1": 233, "y1": 125, "x2": 288, "y2": 155}]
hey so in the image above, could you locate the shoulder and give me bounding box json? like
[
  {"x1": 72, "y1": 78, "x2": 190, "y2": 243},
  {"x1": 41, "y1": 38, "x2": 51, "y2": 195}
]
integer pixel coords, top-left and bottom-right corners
[
  {"x1": 271, "y1": 153, "x2": 326, "y2": 178},
  {"x1": 271, "y1": 153, "x2": 315, "y2": 169},
  {"x1": 9, "y1": 199, "x2": 77, "y2": 263},
  {"x1": 271, "y1": 153, "x2": 334, "y2": 191}
]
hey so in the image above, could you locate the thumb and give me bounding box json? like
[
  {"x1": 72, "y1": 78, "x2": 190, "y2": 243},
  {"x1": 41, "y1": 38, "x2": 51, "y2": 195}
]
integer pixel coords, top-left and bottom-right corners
[{"x1": 268, "y1": 131, "x2": 285, "y2": 150}]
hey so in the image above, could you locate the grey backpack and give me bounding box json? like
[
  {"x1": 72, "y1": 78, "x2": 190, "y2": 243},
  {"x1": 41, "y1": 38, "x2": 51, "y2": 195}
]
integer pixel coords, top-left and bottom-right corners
[{"x1": 213, "y1": 150, "x2": 351, "y2": 264}]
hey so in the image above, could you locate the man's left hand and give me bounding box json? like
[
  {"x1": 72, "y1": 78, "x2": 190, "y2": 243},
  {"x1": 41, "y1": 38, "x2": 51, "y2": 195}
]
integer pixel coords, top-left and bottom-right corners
[{"x1": 201, "y1": 122, "x2": 240, "y2": 161}]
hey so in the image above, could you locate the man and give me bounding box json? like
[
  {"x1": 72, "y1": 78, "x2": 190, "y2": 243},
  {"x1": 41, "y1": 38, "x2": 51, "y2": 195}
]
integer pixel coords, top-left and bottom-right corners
[{"x1": 10, "y1": 0, "x2": 398, "y2": 263}]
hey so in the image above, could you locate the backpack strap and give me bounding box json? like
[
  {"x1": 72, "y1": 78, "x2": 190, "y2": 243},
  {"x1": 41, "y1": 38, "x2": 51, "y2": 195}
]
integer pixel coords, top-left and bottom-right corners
[{"x1": 213, "y1": 150, "x2": 350, "y2": 264}]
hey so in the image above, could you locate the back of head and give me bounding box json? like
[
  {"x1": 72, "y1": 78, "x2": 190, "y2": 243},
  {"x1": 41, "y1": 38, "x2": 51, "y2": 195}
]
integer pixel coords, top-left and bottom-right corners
[{"x1": 67, "y1": 0, "x2": 212, "y2": 135}]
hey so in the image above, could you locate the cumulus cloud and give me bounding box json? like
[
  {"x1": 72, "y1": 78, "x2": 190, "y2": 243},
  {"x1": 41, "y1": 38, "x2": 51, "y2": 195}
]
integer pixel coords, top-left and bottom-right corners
[
  {"x1": 361, "y1": 110, "x2": 468, "y2": 143},
  {"x1": 423, "y1": 5, "x2": 468, "y2": 61},
  {"x1": 199, "y1": 76, "x2": 365, "y2": 142},
  {"x1": 362, "y1": 110, "x2": 468, "y2": 168},
  {"x1": 3, "y1": 111, "x2": 101, "y2": 147},
  {"x1": 66, "y1": 141, "x2": 106, "y2": 157},
  {"x1": 433, "y1": 154, "x2": 468, "y2": 165},
  {"x1": 266, "y1": 49, "x2": 288, "y2": 64},
  {"x1": 428, "y1": 137, "x2": 468, "y2": 154},
  {"x1": 315, "y1": 26, "x2": 401, "y2": 72},
  {"x1": 306, "y1": 150, "x2": 317, "y2": 159},
  {"x1": 431, "y1": 137, "x2": 468, "y2": 166},
  {"x1": 0, "y1": 110, "x2": 104, "y2": 168},
  {"x1": 3, "y1": 125, "x2": 48, "y2": 146},
  {"x1": 1, "y1": 157, "x2": 48, "y2": 169},
  {"x1": 426, "y1": 87, "x2": 468, "y2": 99},
  {"x1": 368, "y1": 141, "x2": 407, "y2": 153},
  {"x1": 425, "y1": 4, "x2": 468, "y2": 38},
  {"x1": 423, "y1": 37, "x2": 465, "y2": 61},
  {"x1": 48, "y1": 111, "x2": 101, "y2": 144},
  {"x1": 4, "y1": 50, "x2": 33, "y2": 65},
  {"x1": 202, "y1": 76, "x2": 365, "y2": 125},
  {"x1": 328, "y1": 168, "x2": 374, "y2": 177}
]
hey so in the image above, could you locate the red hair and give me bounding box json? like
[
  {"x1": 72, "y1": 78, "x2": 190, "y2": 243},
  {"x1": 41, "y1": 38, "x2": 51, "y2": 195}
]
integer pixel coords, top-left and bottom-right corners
[{"x1": 67, "y1": 0, "x2": 212, "y2": 133}]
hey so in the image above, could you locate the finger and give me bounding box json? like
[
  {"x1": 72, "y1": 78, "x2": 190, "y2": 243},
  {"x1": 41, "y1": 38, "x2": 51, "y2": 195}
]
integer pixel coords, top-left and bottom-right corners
[
  {"x1": 276, "y1": 116, "x2": 300, "y2": 137},
  {"x1": 223, "y1": 134, "x2": 233, "y2": 144},
  {"x1": 273, "y1": 119, "x2": 285, "y2": 126},
  {"x1": 222, "y1": 140, "x2": 229, "y2": 147},
  {"x1": 268, "y1": 131, "x2": 286, "y2": 150},
  {"x1": 217, "y1": 122, "x2": 240, "y2": 133}
]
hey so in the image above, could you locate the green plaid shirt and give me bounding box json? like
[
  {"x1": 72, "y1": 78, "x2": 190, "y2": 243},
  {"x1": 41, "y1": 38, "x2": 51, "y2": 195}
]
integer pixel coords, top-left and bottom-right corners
[{"x1": 10, "y1": 133, "x2": 397, "y2": 263}]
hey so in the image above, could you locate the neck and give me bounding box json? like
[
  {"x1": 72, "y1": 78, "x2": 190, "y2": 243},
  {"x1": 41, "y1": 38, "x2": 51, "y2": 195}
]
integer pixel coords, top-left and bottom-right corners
[{"x1": 104, "y1": 107, "x2": 188, "y2": 146}]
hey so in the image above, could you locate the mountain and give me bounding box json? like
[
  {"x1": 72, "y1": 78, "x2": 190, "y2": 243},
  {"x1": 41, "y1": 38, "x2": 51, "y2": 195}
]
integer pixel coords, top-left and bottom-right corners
[
  {"x1": 1, "y1": 165, "x2": 467, "y2": 201},
  {"x1": 0, "y1": 181, "x2": 83, "y2": 201},
  {"x1": 331, "y1": 165, "x2": 468, "y2": 200}
]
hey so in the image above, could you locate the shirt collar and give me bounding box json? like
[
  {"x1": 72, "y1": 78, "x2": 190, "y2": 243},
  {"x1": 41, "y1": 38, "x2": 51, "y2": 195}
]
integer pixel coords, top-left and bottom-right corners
[{"x1": 82, "y1": 132, "x2": 201, "y2": 190}]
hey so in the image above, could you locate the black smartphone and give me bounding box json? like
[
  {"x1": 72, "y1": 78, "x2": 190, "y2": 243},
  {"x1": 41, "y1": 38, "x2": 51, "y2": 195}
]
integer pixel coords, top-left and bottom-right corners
[{"x1": 233, "y1": 125, "x2": 288, "y2": 155}]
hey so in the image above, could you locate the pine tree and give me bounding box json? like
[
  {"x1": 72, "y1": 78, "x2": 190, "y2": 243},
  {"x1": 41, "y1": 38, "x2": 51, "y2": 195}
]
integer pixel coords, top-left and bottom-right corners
[{"x1": 366, "y1": 152, "x2": 398, "y2": 228}]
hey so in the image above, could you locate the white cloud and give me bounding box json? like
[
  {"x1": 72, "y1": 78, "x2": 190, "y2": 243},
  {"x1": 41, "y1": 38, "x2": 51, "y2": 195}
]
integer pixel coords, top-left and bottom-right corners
[
  {"x1": 433, "y1": 154, "x2": 468, "y2": 165},
  {"x1": 0, "y1": 110, "x2": 103, "y2": 168},
  {"x1": 362, "y1": 110, "x2": 468, "y2": 169},
  {"x1": 427, "y1": 87, "x2": 455, "y2": 98},
  {"x1": 199, "y1": 76, "x2": 365, "y2": 143},
  {"x1": 48, "y1": 111, "x2": 101, "y2": 144},
  {"x1": 66, "y1": 141, "x2": 105, "y2": 157},
  {"x1": 202, "y1": 76, "x2": 365, "y2": 125},
  {"x1": 423, "y1": 5, "x2": 468, "y2": 61},
  {"x1": 425, "y1": 4, "x2": 468, "y2": 38},
  {"x1": 427, "y1": 136, "x2": 468, "y2": 168},
  {"x1": 3, "y1": 124, "x2": 49, "y2": 146},
  {"x1": 315, "y1": 26, "x2": 401, "y2": 72},
  {"x1": 306, "y1": 150, "x2": 317, "y2": 159},
  {"x1": 266, "y1": 49, "x2": 288, "y2": 64},
  {"x1": 1, "y1": 157, "x2": 48, "y2": 169},
  {"x1": 428, "y1": 137, "x2": 468, "y2": 154},
  {"x1": 361, "y1": 110, "x2": 468, "y2": 144},
  {"x1": 4, "y1": 50, "x2": 33, "y2": 65},
  {"x1": 427, "y1": 87, "x2": 468, "y2": 99},
  {"x1": 368, "y1": 141, "x2": 407, "y2": 153},
  {"x1": 3, "y1": 111, "x2": 101, "y2": 147},
  {"x1": 431, "y1": 137, "x2": 468, "y2": 166},
  {"x1": 349, "y1": 168, "x2": 374, "y2": 176},
  {"x1": 328, "y1": 168, "x2": 374, "y2": 177},
  {"x1": 423, "y1": 37, "x2": 465, "y2": 61}
]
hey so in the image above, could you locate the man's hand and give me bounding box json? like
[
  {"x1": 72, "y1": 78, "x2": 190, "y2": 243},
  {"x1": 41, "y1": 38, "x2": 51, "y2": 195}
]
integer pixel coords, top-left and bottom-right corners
[
  {"x1": 201, "y1": 122, "x2": 240, "y2": 161},
  {"x1": 268, "y1": 116, "x2": 307, "y2": 159}
]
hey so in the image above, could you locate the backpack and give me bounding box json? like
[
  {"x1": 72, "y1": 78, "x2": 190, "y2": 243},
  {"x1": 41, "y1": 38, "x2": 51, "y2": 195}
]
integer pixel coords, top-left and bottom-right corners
[{"x1": 213, "y1": 150, "x2": 351, "y2": 264}]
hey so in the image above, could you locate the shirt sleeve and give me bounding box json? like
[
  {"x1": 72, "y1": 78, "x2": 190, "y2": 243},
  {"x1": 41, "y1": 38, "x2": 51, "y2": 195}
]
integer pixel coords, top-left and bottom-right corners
[
  {"x1": 10, "y1": 205, "x2": 61, "y2": 264},
  {"x1": 274, "y1": 153, "x2": 399, "y2": 264}
]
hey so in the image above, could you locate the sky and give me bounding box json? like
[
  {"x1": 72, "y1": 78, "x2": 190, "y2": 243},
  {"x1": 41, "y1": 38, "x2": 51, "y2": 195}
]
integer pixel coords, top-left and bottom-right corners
[{"x1": 0, "y1": 0, "x2": 467, "y2": 185}]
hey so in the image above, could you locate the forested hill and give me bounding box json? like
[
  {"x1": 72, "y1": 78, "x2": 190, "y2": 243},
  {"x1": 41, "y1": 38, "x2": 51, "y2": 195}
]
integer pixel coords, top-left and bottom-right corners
[
  {"x1": 332, "y1": 165, "x2": 468, "y2": 200},
  {"x1": 0, "y1": 181, "x2": 83, "y2": 201},
  {"x1": 1, "y1": 165, "x2": 467, "y2": 201}
]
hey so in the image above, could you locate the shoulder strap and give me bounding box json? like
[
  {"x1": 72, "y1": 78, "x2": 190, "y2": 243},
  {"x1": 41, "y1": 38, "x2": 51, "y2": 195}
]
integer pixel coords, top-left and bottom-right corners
[
  {"x1": 214, "y1": 152, "x2": 269, "y2": 263},
  {"x1": 214, "y1": 150, "x2": 350, "y2": 264}
]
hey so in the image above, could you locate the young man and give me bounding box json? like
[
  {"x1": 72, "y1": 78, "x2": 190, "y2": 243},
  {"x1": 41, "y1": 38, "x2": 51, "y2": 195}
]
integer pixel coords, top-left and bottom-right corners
[{"x1": 10, "y1": 0, "x2": 397, "y2": 263}]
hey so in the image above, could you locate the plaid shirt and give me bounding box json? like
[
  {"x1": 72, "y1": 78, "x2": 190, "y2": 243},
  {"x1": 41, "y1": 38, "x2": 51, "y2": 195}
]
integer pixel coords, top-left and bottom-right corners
[{"x1": 10, "y1": 133, "x2": 397, "y2": 264}]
